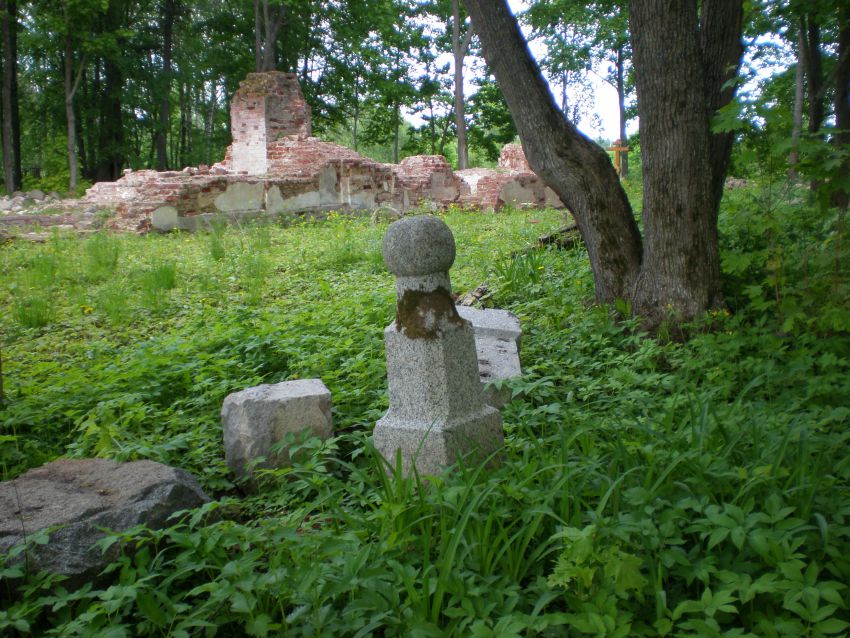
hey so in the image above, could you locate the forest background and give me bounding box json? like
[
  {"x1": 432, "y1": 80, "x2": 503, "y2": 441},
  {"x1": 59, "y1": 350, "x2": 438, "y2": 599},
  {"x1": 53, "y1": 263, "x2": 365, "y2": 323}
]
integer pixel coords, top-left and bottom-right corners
[{"x1": 0, "y1": 0, "x2": 841, "y2": 197}]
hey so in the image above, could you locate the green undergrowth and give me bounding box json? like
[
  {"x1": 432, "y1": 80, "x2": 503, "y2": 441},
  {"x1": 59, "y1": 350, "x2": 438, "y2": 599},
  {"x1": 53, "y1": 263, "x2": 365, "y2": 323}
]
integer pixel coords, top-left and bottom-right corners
[{"x1": 1, "y1": 194, "x2": 849, "y2": 636}]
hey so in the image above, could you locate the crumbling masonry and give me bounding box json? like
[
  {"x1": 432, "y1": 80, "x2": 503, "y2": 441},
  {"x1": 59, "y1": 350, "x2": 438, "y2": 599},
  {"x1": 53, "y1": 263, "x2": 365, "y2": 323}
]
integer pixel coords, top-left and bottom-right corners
[{"x1": 82, "y1": 72, "x2": 563, "y2": 232}]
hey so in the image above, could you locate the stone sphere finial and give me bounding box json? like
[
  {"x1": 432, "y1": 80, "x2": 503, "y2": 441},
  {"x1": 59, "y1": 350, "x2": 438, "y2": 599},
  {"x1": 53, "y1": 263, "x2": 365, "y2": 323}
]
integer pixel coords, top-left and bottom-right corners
[{"x1": 382, "y1": 215, "x2": 456, "y2": 277}]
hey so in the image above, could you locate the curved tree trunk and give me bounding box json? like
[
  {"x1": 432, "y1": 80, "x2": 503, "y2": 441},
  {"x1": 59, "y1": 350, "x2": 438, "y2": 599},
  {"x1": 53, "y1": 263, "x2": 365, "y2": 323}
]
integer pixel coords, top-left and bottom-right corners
[
  {"x1": 465, "y1": 0, "x2": 742, "y2": 325},
  {"x1": 463, "y1": 0, "x2": 642, "y2": 304}
]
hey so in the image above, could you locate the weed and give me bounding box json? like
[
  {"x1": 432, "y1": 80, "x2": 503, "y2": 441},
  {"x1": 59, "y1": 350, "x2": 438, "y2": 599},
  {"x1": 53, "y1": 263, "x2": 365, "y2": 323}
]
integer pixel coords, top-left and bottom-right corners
[
  {"x1": 10, "y1": 288, "x2": 53, "y2": 328},
  {"x1": 139, "y1": 261, "x2": 177, "y2": 310},
  {"x1": 84, "y1": 232, "x2": 121, "y2": 282}
]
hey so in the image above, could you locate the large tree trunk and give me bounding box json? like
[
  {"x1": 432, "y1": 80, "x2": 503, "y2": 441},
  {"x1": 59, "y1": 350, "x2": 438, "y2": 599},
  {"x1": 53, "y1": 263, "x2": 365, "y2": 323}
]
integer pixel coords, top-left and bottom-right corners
[
  {"x1": 463, "y1": 0, "x2": 641, "y2": 303},
  {"x1": 465, "y1": 0, "x2": 742, "y2": 325},
  {"x1": 630, "y1": 0, "x2": 741, "y2": 320},
  {"x1": 1, "y1": 0, "x2": 21, "y2": 193}
]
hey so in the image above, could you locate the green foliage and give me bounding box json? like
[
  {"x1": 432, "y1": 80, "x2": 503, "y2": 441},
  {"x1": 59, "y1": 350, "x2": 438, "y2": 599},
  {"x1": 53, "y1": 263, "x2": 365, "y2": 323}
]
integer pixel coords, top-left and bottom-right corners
[
  {"x1": 719, "y1": 183, "x2": 849, "y2": 334},
  {"x1": 467, "y1": 79, "x2": 518, "y2": 162},
  {"x1": 1, "y1": 201, "x2": 849, "y2": 636}
]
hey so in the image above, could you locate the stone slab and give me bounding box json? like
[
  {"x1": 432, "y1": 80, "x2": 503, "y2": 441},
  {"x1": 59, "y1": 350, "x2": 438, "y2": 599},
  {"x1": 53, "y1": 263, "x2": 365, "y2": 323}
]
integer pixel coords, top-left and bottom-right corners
[
  {"x1": 456, "y1": 305, "x2": 522, "y2": 347},
  {"x1": 476, "y1": 336, "x2": 522, "y2": 409},
  {"x1": 151, "y1": 205, "x2": 179, "y2": 231},
  {"x1": 221, "y1": 379, "x2": 333, "y2": 480},
  {"x1": 0, "y1": 459, "x2": 209, "y2": 588}
]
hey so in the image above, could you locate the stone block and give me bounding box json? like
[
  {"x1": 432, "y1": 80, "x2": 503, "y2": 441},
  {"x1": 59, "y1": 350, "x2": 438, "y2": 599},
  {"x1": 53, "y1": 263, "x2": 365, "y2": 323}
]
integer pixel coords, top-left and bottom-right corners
[
  {"x1": 214, "y1": 181, "x2": 264, "y2": 212},
  {"x1": 374, "y1": 323, "x2": 504, "y2": 475},
  {"x1": 221, "y1": 379, "x2": 333, "y2": 479},
  {"x1": 455, "y1": 306, "x2": 523, "y2": 408},
  {"x1": 476, "y1": 336, "x2": 522, "y2": 409},
  {"x1": 151, "y1": 205, "x2": 179, "y2": 231},
  {"x1": 374, "y1": 216, "x2": 505, "y2": 476},
  {"x1": 456, "y1": 305, "x2": 522, "y2": 347},
  {"x1": 0, "y1": 459, "x2": 208, "y2": 589}
]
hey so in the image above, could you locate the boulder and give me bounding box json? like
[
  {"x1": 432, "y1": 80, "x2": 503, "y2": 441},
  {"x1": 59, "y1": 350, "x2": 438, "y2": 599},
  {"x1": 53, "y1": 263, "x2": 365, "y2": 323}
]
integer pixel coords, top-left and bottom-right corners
[
  {"x1": 222, "y1": 379, "x2": 333, "y2": 480},
  {"x1": 29, "y1": 189, "x2": 46, "y2": 201},
  {"x1": 0, "y1": 458, "x2": 209, "y2": 588}
]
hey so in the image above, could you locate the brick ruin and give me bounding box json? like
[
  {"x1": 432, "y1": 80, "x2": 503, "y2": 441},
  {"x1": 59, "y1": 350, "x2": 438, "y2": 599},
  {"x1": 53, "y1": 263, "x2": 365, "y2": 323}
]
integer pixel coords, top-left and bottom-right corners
[{"x1": 82, "y1": 71, "x2": 562, "y2": 232}]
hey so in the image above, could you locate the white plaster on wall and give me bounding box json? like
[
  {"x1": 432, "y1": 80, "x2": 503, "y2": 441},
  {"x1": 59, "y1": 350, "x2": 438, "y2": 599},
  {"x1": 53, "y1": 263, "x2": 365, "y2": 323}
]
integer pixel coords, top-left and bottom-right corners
[{"x1": 215, "y1": 182, "x2": 264, "y2": 212}]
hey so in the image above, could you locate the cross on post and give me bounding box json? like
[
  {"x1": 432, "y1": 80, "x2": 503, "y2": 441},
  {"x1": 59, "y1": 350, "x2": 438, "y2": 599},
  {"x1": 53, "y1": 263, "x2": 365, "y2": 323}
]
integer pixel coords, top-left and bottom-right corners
[{"x1": 606, "y1": 139, "x2": 630, "y2": 176}]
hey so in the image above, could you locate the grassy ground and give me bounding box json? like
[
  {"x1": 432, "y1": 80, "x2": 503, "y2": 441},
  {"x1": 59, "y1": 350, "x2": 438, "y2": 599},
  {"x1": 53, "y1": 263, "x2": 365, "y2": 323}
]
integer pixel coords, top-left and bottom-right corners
[{"x1": 1, "y1": 195, "x2": 849, "y2": 636}]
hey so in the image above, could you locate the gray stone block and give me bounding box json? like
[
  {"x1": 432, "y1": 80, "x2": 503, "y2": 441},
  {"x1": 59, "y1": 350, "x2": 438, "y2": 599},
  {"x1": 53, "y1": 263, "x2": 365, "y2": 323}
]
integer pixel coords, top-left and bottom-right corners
[
  {"x1": 455, "y1": 306, "x2": 523, "y2": 408},
  {"x1": 374, "y1": 216, "x2": 505, "y2": 476},
  {"x1": 456, "y1": 305, "x2": 522, "y2": 347},
  {"x1": 221, "y1": 379, "x2": 333, "y2": 479},
  {"x1": 476, "y1": 336, "x2": 522, "y2": 409},
  {"x1": 0, "y1": 459, "x2": 209, "y2": 589},
  {"x1": 374, "y1": 408, "x2": 503, "y2": 477},
  {"x1": 374, "y1": 324, "x2": 504, "y2": 475}
]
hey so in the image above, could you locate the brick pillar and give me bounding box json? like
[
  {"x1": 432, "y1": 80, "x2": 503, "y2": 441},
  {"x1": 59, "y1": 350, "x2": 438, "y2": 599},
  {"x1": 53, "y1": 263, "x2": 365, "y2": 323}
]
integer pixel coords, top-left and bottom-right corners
[{"x1": 230, "y1": 72, "x2": 312, "y2": 174}]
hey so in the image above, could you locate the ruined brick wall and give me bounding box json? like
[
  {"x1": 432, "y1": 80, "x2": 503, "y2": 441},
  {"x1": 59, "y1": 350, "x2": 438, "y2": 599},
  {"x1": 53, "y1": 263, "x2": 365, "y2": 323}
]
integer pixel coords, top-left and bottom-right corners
[
  {"x1": 266, "y1": 137, "x2": 378, "y2": 177},
  {"x1": 393, "y1": 156, "x2": 461, "y2": 208},
  {"x1": 230, "y1": 72, "x2": 312, "y2": 174},
  {"x1": 81, "y1": 72, "x2": 565, "y2": 232},
  {"x1": 497, "y1": 143, "x2": 532, "y2": 172}
]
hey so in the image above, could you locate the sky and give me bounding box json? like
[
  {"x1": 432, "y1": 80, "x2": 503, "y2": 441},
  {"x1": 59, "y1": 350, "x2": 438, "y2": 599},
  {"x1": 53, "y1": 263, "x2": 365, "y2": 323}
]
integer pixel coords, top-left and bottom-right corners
[{"x1": 506, "y1": 0, "x2": 625, "y2": 141}]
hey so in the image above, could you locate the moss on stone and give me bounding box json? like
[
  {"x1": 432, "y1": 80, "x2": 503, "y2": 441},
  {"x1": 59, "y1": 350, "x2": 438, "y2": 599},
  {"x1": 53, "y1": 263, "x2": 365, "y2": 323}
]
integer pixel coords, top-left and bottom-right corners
[{"x1": 395, "y1": 286, "x2": 466, "y2": 339}]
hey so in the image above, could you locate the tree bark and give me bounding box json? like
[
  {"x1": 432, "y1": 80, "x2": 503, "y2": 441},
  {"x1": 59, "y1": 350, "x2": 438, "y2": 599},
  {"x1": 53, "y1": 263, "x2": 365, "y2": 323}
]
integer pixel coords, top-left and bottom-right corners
[
  {"x1": 1, "y1": 0, "x2": 21, "y2": 192},
  {"x1": 630, "y1": 0, "x2": 741, "y2": 319},
  {"x1": 452, "y1": 0, "x2": 473, "y2": 169},
  {"x1": 95, "y1": 59, "x2": 125, "y2": 181},
  {"x1": 393, "y1": 101, "x2": 400, "y2": 163},
  {"x1": 465, "y1": 0, "x2": 742, "y2": 325},
  {"x1": 64, "y1": 30, "x2": 85, "y2": 194},
  {"x1": 156, "y1": 0, "x2": 175, "y2": 171},
  {"x1": 254, "y1": 0, "x2": 262, "y2": 72},
  {"x1": 255, "y1": 0, "x2": 286, "y2": 72},
  {"x1": 464, "y1": 0, "x2": 641, "y2": 304},
  {"x1": 803, "y1": 16, "x2": 825, "y2": 135},
  {"x1": 788, "y1": 22, "x2": 805, "y2": 179},
  {"x1": 832, "y1": 4, "x2": 850, "y2": 210},
  {"x1": 699, "y1": 0, "x2": 744, "y2": 209}
]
